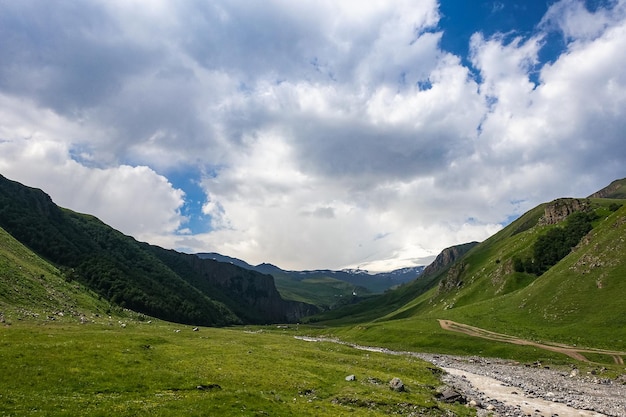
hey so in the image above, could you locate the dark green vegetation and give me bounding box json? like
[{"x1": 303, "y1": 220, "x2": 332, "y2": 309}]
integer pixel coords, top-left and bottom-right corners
[
  {"x1": 0, "y1": 175, "x2": 316, "y2": 326},
  {"x1": 513, "y1": 211, "x2": 595, "y2": 275},
  {"x1": 0, "y1": 225, "x2": 112, "y2": 321}
]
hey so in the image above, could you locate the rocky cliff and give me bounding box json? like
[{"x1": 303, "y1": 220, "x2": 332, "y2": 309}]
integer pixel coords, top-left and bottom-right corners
[
  {"x1": 147, "y1": 245, "x2": 319, "y2": 323},
  {"x1": 538, "y1": 198, "x2": 591, "y2": 225},
  {"x1": 182, "y1": 254, "x2": 319, "y2": 323},
  {"x1": 421, "y1": 242, "x2": 478, "y2": 278}
]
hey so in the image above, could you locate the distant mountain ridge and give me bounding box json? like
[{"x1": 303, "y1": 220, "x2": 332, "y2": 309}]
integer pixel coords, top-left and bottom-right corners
[
  {"x1": 588, "y1": 177, "x2": 626, "y2": 199},
  {"x1": 0, "y1": 174, "x2": 317, "y2": 325},
  {"x1": 196, "y1": 252, "x2": 425, "y2": 295}
]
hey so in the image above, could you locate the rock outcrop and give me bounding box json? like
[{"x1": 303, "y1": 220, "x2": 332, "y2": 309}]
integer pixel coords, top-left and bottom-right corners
[
  {"x1": 538, "y1": 198, "x2": 591, "y2": 225},
  {"x1": 421, "y1": 242, "x2": 478, "y2": 278}
]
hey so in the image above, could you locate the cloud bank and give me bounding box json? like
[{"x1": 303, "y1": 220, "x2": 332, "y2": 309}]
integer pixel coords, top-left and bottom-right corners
[{"x1": 1, "y1": 0, "x2": 625, "y2": 271}]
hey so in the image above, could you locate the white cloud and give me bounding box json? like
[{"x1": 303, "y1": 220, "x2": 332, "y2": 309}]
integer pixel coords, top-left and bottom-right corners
[
  {"x1": 0, "y1": 95, "x2": 185, "y2": 240},
  {"x1": 540, "y1": 0, "x2": 626, "y2": 42},
  {"x1": 1, "y1": 0, "x2": 626, "y2": 271}
]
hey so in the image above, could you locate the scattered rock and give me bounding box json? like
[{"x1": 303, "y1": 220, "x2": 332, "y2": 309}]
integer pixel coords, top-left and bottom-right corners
[
  {"x1": 345, "y1": 374, "x2": 356, "y2": 381},
  {"x1": 438, "y1": 387, "x2": 463, "y2": 403},
  {"x1": 389, "y1": 377, "x2": 405, "y2": 392}
]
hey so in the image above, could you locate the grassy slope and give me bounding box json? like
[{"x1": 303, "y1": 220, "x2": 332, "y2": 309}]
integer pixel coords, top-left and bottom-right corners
[
  {"x1": 310, "y1": 198, "x2": 626, "y2": 365},
  {"x1": 590, "y1": 177, "x2": 626, "y2": 198},
  {"x1": 0, "y1": 175, "x2": 315, "y2": 325},
  {"x1": 449, "y1": 200, "x2": 626, "y2": 348},
  {"x1": 0, "y1": 226, "x2": 112, "y2": 322}
]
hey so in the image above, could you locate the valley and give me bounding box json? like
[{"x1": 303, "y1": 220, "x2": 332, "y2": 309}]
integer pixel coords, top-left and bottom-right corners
[{"x1": 1, "y1": 175, "x2": 626, "y2": 415}]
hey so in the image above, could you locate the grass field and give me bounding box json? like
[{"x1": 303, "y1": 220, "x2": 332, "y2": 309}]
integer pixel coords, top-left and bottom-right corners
[{"x1": 0, "y1": 318, "x2": 474, "y2": 417}]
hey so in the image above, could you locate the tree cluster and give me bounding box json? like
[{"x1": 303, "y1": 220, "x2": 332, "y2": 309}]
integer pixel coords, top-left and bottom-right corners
[{"x1": 513, "y1": 211, "x2": 595, "y2": 275}]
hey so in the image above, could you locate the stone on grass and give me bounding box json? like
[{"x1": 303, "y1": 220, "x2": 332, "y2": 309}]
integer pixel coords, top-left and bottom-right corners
[
  {"x1": 345, "y1": 374, "x2": 356, "y2": 381},
  {"x1": 389, "y1": 377, "x2": 405, "y2": 392}
]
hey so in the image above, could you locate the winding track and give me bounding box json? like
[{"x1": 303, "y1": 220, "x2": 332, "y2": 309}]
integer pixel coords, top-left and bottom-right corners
[{"x1": 438, "y1": 319, "x2": 626, "y2": 364}]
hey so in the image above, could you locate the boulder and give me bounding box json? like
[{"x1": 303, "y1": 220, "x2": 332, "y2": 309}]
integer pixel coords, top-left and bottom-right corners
[
  {"x1": 389, "y1": 377, "x2": 405, "y2": 392},
  {"x1": 438, "y1": 387, "x2": 463, "y2": 403}
]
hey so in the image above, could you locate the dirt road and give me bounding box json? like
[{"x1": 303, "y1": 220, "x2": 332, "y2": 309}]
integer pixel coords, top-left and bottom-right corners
[{"x1": 438, "y1": 319, "x2": 626, "y2": 364}]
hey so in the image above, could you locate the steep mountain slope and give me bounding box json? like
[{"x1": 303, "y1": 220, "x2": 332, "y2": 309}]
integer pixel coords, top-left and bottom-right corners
[
  {"x1": 0, "y1": 174, "x2": 315, "y2": 325},
  {"x1": 0, "y1": 225, "x2": 110, "y2": 322},
  {"x1": 328, "y1": 189, "x2": 626, "y2": 352}
]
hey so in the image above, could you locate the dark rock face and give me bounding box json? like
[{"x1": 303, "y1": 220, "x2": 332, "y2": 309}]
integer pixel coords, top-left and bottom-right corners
[
  {"x1": 422, "y1": 242, "x2": 478, "y2": 278},
  {"x1": 437, "y1": 262, "x2": 467, "y2": 294},
  {"x1": 538, "y1": 198, "x2": 591, "y2": 225},
  {"x1": 181, "y1": 254, "x2": 319, "y2": 323}
]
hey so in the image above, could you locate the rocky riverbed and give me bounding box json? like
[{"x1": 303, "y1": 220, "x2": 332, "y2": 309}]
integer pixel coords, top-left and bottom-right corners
[
  {"x1": 416, "y1": 353, "x2": 626, "y2": 417},
  {"x1": 295, "y1": 337, "x2": 626, "y2": 416}
]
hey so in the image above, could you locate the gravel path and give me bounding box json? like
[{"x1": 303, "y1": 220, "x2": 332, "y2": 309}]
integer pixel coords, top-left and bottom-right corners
[{"x1": 295, "y1": 336, "x2": 626, "y2": 416}]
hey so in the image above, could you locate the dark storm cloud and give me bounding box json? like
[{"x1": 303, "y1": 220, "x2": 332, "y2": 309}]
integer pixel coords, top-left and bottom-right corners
[{"x1": 0, "y1": 1, "x2": 158, "y2": 114}]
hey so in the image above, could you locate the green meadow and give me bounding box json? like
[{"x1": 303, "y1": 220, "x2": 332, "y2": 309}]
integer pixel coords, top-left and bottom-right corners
[{"x1": 0, "y1": 319, "x2": 474, "y2": 417}]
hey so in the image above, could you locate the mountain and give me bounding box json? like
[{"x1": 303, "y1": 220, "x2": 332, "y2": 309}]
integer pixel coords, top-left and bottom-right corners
[
  {"x1": 588, "y1": 177, "x2": 626, "y2": 199},
  {"x1": 314, "y1": 179, "x2": 626, "y2": 352},
  {"x1": 305, "y1": 241, "x2": 476, "y2": 324},
  {"x1": 196, "y1": 252, "x2": 424, "y2": 309},
  {"x1": 419, "y1": 241, "x2": 478, "y2": 278},
  {"x1": 0, "y1": 174, "x2": 317, "y2": 325}
]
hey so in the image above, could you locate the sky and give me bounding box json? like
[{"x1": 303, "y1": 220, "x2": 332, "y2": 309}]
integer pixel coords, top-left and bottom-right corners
[{"x1": 1, "y1": 0, "x2": 625, "y2": 272}]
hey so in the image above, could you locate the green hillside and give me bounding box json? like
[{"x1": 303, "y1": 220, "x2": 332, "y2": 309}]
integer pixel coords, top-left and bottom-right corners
[
  {"x1": 0, "y1": 226, "x2": 111, "y2": 323},
  {"x1": 312, "y1": 192, "x2": 626, "y2": 362},
  {"x1": 273, "y1": 273, "x2": 371, "y2": 309},
  {"x1": 0, "y1": 174, "x2": 315, "y2": 326},
  {"x1": 588, "y1": 177, "x2": 626, "y2": 199}
]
